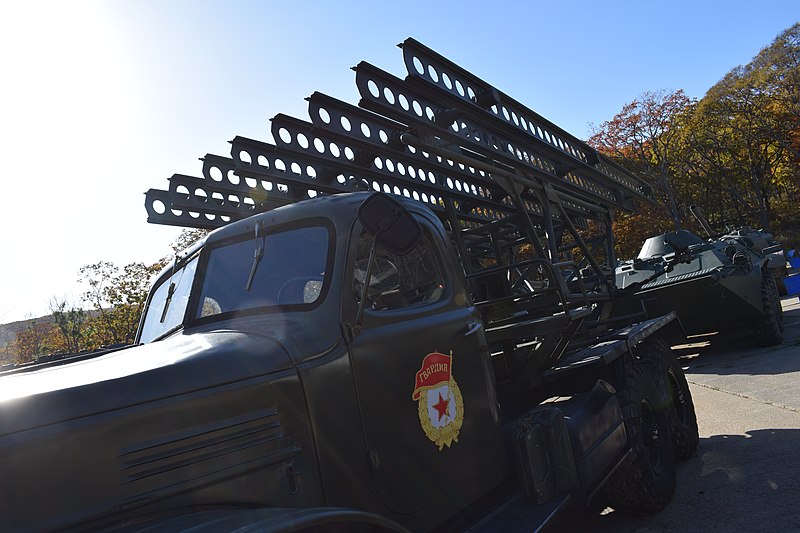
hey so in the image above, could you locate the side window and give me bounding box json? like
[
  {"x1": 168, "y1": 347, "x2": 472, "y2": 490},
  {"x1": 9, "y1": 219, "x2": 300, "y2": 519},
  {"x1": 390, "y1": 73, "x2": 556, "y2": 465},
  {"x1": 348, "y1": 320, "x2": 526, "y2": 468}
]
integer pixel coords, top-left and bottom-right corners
[{"x1": 353, "y1": 229, "x2": 446, "y2": 311}]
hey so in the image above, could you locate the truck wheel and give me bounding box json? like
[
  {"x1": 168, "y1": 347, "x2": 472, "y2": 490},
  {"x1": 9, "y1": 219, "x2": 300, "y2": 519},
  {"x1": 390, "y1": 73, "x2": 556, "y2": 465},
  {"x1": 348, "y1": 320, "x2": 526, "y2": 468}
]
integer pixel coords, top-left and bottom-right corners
[
  {"x1": 657, "y1": 341, "x2": 699, "y2": 461},
  {"x1": 636, "y1": 340, "x2": 698, "y2": 461},
  {"x1": 753, "y1": 271, "x2": 783, "y2": 347},
  {"x1": 602, "y1": 362, "x2": 676, "y2": 515}
]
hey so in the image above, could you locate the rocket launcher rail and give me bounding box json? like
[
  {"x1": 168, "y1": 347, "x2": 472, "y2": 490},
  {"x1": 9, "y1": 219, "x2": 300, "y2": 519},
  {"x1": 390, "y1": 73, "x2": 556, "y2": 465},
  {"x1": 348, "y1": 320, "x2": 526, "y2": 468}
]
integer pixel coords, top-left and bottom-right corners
[
  {"x1": 146, "y1": 39, "x2": 650, "y2": 231},
  {"x1": 144, "y1": 38, "x2": 659, "y2": 376},
  {"x1": 145, "y1": 39, "x2": 653, "y2": 333}
]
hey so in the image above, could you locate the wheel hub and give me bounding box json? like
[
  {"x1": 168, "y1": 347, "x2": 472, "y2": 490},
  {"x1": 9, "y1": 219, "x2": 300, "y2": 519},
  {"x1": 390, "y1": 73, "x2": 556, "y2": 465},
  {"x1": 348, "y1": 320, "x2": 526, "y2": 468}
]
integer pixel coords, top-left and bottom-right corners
[{"x1": 641, "y1": 400, "x2": 663, "y2": 472}]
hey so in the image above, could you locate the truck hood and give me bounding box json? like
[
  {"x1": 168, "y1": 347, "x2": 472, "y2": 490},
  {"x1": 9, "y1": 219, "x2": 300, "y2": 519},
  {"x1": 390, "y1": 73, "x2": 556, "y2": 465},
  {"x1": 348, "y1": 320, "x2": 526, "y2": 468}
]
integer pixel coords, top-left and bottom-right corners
[{"x1": 0, "y1": 329, "x2": 294, "y2": 435}]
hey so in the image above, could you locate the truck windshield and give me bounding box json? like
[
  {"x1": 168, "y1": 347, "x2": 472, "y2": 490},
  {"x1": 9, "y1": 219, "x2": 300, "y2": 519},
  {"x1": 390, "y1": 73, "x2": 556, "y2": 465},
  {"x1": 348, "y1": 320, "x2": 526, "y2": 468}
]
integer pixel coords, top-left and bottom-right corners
[
  {"x1": 194, "y1": 225, "x2": 330, "y2": 320},
  {"x1": 139, "y1": 256, "x2": 199, "y2": 343}
]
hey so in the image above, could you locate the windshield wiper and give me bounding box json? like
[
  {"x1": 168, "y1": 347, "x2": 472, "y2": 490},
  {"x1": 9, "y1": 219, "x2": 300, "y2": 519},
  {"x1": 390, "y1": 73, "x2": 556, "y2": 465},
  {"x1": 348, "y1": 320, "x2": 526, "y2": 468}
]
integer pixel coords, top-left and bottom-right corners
[
  {"x1": 159, "y1": 282, "x2": 176, "y2": 323},
  {"x1": 245, "y1": 221, "x2": 265, "y2": 291},
  {"x1": 159, "y1": 254, "x2": 179, "y2": 323},
  {"x1": 153, "y1": 323, "x2": 184, "y2": 342}
]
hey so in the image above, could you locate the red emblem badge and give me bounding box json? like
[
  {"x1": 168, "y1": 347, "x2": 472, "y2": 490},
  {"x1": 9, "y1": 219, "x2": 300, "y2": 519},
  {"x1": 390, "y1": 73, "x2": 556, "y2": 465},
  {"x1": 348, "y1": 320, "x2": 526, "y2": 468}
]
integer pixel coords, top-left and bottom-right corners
[{"x1": 412, "y1": 351, "x2": 464, "y2": 450}]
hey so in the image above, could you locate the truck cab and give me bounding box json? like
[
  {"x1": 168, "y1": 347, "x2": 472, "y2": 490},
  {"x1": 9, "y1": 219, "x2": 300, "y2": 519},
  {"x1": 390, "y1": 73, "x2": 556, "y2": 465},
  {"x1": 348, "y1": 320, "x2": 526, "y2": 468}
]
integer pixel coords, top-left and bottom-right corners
[
  {"x1": 140, "y1": 192, "x2": 507, "y2": 530},
  {"x1": 0, "y1": 193, "x2": 504, "y2": 531},
  {"x1": 0, "y1": 38, "x2": 698, "y2": 532}
]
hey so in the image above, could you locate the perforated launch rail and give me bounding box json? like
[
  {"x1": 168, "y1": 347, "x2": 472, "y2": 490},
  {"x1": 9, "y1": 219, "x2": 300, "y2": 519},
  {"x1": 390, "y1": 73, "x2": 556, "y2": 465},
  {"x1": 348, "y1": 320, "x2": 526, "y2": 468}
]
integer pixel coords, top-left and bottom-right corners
[{"x1": 145, "y1": 39, "x2": 654, "y2": 381}]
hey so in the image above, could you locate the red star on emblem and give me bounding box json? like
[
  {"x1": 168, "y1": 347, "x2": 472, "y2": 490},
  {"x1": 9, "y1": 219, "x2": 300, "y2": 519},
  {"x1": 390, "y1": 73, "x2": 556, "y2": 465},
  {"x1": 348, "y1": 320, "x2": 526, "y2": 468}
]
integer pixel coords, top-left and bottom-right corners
[{"x1": 433, "y1": 392, "x2": 450, "y2": 421}]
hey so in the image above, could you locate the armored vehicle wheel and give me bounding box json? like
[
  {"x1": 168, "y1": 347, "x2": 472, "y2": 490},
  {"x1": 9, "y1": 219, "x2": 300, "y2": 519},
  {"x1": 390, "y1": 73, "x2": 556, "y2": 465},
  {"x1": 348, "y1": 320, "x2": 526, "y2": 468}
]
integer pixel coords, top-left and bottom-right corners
[
  {"x1": 602, "y1": 362, "x2": 676, "y2": 515},
  {"x1": 775, "y1": 270, "x2": 787, "y2": 296},
  {"x1": 753, "y1": 270, "x2": 784, "y2": 347}
]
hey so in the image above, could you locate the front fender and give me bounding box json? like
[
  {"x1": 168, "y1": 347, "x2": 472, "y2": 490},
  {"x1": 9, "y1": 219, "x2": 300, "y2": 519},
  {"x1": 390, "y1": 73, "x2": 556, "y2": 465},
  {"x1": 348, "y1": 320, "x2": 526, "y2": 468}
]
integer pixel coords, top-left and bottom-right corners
[{"x1": 115, "y1": 506, "x2": 411, "y2": 533}]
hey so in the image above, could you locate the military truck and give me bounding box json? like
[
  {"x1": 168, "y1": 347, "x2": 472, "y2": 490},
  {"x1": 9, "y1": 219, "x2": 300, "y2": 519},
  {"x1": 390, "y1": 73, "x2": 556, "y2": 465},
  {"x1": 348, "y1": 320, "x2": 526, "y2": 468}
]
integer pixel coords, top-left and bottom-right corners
[
  {"x1": 0, "y1": 39, "x2": 697, "y2": 532},
  {"x1": 614, "y1": 205, "x2": 785, "y2": 346}
]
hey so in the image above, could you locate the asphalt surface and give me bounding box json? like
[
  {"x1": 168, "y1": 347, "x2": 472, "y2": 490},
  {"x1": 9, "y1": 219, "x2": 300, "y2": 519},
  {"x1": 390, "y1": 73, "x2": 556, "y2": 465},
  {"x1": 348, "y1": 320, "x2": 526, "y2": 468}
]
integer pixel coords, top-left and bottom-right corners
[{"x1": 547, "y1": 295, "x2": 800, "y2": 532}]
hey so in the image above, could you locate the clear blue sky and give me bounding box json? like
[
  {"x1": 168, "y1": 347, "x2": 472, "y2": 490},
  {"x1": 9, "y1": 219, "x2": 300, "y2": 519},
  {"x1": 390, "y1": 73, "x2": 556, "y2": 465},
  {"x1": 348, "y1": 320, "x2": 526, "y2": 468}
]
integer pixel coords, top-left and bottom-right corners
[{"x1": 1, "y1": 0, "x2": 798, "y2": 323}]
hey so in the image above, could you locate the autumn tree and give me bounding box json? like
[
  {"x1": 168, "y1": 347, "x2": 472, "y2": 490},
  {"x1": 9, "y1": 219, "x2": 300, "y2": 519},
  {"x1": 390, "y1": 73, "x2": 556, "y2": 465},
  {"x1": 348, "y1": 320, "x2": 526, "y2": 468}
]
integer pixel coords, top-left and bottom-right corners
[
  {"x1": 590, "y1": 24, "x2": 800, "y2": 254},
  {"x1": 745, "y1": 23, "x2": 800, "y2": 161},
  {"x1": 170, "y1": 228, "x2": 208, "y2": 255},
  {"x1": 4, "y1": 227, "x2": 205, "y2": 359},
  {"x1": 13, "y1": 318, "x2": 58, "y2": 364},
  {"x1": 79, "y1": 261, "x2": 161, "y2": 347},
  {"x1": 612, "y1": 202, "x2": 677, "y2": 260},
  {"x1": 676, "y1": 23, "x2": 799, "y2": 233},
  {"x1": 695, "y1": 24, "x2": 800, "y2": 233},
  {"x1": 49, "y1": 298, "x2": 87, "y2": 354},
  {"x1": 688, "y1": 75, "x2": 785, "y2": 231},
  {"x1": 63, "y1": 229, "x2": 206, "y2": 350},
  {"x1": 0, "y1": 342, "x2": 14, "y2": 366},
  {"x1": 589, "y1": 89, "x2": 694, "y2": 229}
]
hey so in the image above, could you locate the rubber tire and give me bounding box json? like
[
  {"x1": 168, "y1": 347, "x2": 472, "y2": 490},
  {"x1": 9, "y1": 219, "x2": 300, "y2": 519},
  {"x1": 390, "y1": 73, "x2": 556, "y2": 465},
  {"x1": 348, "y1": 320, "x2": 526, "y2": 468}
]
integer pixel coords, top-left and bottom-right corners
[
  {"x1": 602, "y1": 361, "x2": 676, "y2": 515},
  {"x1": 753, "y1": 270, "x2": 784, "y2": 347},
  {"x1": 775, "y1": 270, "x2": 787, "y2": 297},
  {"x1": 651, "y1": 340, "x2": 699, "y2": 461}
]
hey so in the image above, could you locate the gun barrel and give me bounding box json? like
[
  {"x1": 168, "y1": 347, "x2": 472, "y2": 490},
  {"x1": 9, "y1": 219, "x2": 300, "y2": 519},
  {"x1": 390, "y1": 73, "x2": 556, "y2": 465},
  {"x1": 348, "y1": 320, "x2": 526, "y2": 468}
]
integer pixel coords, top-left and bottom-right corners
[{"x1": 690, "y1": 204, "x2": 714, "y2": 237}]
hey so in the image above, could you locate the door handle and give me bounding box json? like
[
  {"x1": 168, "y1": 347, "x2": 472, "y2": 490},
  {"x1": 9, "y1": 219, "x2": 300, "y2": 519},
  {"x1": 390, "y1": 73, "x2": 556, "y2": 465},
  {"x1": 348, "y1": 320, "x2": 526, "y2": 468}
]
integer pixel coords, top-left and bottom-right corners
[{"x1": 464, "y1": 320, "x2": 482, "y2": 337}]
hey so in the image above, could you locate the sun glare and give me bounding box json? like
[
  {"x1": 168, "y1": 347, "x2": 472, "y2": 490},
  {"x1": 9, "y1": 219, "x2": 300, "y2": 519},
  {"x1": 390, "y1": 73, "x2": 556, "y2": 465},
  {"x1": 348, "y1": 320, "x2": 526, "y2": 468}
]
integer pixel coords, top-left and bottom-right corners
[
  {"x1": 0, "y1": 2, "x2": 133, "y2": 169},
  {"x1": 0, "y1": 1, "x2": 136, "y2": 322}
]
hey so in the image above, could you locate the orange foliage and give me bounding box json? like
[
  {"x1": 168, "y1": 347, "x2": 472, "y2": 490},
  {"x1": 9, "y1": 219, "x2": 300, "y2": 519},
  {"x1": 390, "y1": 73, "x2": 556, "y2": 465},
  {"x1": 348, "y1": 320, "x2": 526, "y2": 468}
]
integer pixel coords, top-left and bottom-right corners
[{"x1": 613, "y1": 202, "x2": 676, "y2": 260}]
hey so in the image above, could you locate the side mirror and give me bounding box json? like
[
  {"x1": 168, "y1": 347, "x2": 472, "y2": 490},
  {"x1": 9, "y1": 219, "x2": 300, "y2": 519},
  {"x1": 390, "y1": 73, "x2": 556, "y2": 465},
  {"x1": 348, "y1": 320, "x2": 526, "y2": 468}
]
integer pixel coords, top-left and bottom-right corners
[
  {"x1": 357, "y1": 193, "x2": 422, "y2": 256},
  {"x1": 351, "y1": 193, "x2": 423, "y2": 334}
]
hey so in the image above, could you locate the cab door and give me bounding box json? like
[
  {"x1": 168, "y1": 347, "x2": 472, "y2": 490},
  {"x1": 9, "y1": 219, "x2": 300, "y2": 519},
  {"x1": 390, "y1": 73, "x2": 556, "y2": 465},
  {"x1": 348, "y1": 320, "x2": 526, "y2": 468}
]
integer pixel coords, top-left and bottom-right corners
[{"x1": 343, "y1": 216, "x2": 505, "y2": 520}]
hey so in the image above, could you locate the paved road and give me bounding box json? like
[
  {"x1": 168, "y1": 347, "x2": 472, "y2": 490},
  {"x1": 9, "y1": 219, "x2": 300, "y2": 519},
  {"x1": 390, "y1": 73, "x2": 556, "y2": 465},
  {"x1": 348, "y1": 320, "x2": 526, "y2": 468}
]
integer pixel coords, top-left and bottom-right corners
[{"x1": 547, "y1": 296, "x2": 800, "y2": 532}]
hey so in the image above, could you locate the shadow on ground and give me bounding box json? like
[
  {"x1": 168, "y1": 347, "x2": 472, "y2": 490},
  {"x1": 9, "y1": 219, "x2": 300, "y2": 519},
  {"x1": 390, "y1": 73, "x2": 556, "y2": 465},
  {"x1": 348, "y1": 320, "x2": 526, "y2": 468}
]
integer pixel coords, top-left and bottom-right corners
[
  {"x1": 667, "y1": 296, "x2": 800, "y2": 377},
  {"x1": 544, "y1": 429, "x2": 800, "y2": 532}
]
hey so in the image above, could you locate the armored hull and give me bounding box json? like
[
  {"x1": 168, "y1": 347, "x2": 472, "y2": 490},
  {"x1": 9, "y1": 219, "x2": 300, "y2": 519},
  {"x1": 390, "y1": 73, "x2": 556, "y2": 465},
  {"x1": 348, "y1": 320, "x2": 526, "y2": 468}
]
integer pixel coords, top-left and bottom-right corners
[{"x1": 615, "y1": 230, "x2": 783, "y2": 344}]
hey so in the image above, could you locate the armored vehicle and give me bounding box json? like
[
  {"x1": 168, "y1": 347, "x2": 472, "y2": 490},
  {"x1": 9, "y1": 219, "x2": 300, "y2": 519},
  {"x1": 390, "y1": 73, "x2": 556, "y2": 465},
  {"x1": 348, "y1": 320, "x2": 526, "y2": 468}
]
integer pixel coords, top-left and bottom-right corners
[
  {"x1": 614, "y1": 220, "x2": 785, "y2": 345},
  {"x1": 0, "y1": 39, "x2": 697, "y2": 532}
]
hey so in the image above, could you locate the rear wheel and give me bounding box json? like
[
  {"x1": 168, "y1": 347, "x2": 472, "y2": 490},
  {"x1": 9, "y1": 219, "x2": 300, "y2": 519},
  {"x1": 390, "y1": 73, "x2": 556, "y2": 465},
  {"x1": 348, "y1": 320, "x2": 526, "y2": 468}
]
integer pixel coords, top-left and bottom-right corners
[
  {"x1": 753, "y1": 270, "x2": 783, "y2": 346},
  {"x1": 661, "y1": 344, "x2": 699, "y2": 461},
  {"x1": 602, "y1": 361, "x2": 676, "y2": 514},
  {"x1": 637, "y1": 340, "x2": 698, "y2": 461}
]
